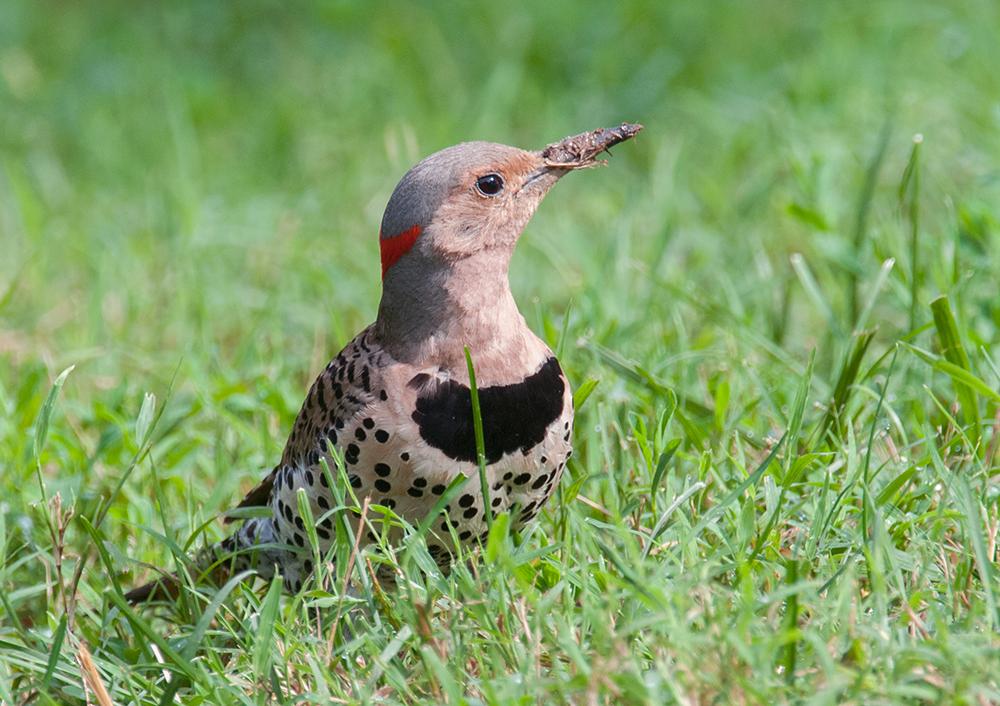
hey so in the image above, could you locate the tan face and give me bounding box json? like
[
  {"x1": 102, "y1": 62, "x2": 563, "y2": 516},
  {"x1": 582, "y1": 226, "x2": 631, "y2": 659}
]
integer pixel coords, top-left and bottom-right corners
[{"x1": 424, "y1": 150, "x2": 565, "y2": 260}]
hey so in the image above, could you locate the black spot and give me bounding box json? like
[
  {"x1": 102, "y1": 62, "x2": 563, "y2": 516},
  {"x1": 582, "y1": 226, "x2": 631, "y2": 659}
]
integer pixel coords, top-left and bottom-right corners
[
  {"x1": 284, "y1": 505, "x2": 293, "y2": 522},
  {"x1": 459, "y1": 494, "x2": 475, "y2": 508},
  {"x1": 492, "y1": 496, "x2": 502, "y2": 507},
  {"x1": 503, "y1": 472, "x2": 513, "y2": 481},
  {"x1": 307, "y1": 450, "x2": 320, "y2": 465},
  {"x1": 335, "y1": 418, "x2": 345, "y2": 430},
  {"x1": 408, "y1": 487, "x2": 423, "y2": 498},
  {"x1": 347, "y1": 362, "x2": 355, "y2": 382},
  {"x1": 361, "y1": 368, "x2": 371, "y2": 392},
  {"x1": 327, "y1": 429, "x2": 338, "y2": 446},
  {"x1": 349, "y1": 474, "x2": 362, "y2": 488},
  {"x1": 363, "y1": 417, "x2": 375, "y2": 430},
  {"x1": 320, "y1": 517, "x2": 333, "y2": 530},
  {"x1": 318, "y1": 496, "x2": 329, "y2": 510},
  {"x1": 459, "y1": 531, "x2": 472, "y2": 541},
  {"x1": 305, "y1": 471, "x2": 314, "y2": 486},
  {"x1": 492, "y1": 482, "x2": 502, "y2": 491},
  {"x1": 320, "y1": 472, "x2": 329, "y2": 488},
  {"x1": 440, "y1": 522, "x2": 449, "y2": 532},
  {"x1": 367, "y1": 531, "x2": 377, "y2": 542},
  {"x1": 295, "y1": 517, "x2": 305, "y2": 531},
  {"x1": 375, "y1": 429, "x2": 389, "y2": 443},
  {"x1": 400, "y1": 452, "x2": 410, "y2": 461},
  {"x1": 382, "y1": 498, "x2": 396, "y2": 509},
  {"x1": 514, "y1": 473, "x2": 531, "y2": 485},
  {"x1": 347, "y1": 443, "x2": 360, "y2": 457},
  {"x1": 432, "y1": 484, "x2": 446, "y2": 495},
  {"x1": 294, "y1": 533, "x2": 305, "y2": 547},
  {"x1": 463, "y1": 505, "x2": 478, "y2": 519},
  {"x1": 428, "y1": 544, "x2": 442, "y2": 555},
  {"x1": 355, "y1": 428, "x2": 367, "y2": 441},
  {"x1": 374, "y1": 463, "x2": 391, "y2": 477},
  {"x1": 541, "y1": 456, "x2": 547, "y2": 464},
  {"x1": 532, "y1": 474, "x2": 549, "y2": 490},
  {"x1": 317, "y1": 527, "x2": 330, "y2": 540},
  {"x1": 411, "y1": 357, "x2": 565, "y2": 464},
  {"x1": 294, "y1": 579, "x2": 302, "y2": 592},
  {"x1": 380, "y1": 389, "x2": 388, "y2": 401},
  {"x1": 304, "y1": 559, "x2": 313, "y2": 574},
  {"x1": 375, "y1": 479, "x2": 392, "y2": 493},
  {"x1": 413, "y1": 477, "x2": 427, "y2": 488},
  {"x1": 333, "y1": 383, "x2": 343, "y2": 399},
  {"x1": 564, "y1": 431, "x2": 571, "y2": 442}
]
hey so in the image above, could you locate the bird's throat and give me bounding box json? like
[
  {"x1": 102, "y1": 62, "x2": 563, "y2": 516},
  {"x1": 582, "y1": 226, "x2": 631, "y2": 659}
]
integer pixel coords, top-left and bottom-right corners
[{"x1": 376, "y1": 254, "x2": 535, "y2": 379}]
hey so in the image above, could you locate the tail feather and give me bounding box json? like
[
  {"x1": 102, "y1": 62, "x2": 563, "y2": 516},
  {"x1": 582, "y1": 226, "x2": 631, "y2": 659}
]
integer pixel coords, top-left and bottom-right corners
[
  {"x1": 126, "y1": 518, "x2": 288, "y2": 604},
  {"x1": 124, "y1": 575, "x2": 183, "y2": 604}
]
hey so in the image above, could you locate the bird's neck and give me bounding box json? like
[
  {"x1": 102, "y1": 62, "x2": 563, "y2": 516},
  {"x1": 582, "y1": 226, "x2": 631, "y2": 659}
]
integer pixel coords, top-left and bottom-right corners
[{"x1": 374, "y1": 251, "x2": 542, "y2": 383}]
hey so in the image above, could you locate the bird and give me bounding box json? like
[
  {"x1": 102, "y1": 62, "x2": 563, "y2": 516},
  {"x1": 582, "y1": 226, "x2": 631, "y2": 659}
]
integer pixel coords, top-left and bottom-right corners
[{"x1": 126, "y1": 123, "x2": 642, "y2": 602}]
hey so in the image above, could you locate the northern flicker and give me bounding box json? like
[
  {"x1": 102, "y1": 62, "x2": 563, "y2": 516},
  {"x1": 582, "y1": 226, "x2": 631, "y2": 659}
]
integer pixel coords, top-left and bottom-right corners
[{"x1": 126, "y1": 124, "x2": 642, "y2": 601}]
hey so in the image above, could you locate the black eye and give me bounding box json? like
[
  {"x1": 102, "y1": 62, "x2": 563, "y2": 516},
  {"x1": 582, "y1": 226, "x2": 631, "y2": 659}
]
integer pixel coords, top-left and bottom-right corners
[{"x1": 475, "y1": 173, "x2": 504, "y2": 196}]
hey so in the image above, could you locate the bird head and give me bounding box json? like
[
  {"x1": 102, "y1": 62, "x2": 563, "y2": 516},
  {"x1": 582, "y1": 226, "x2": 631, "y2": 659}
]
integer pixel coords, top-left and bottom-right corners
[{"x1": 378, "y1": 124, "x2": 643, "y2": 281}]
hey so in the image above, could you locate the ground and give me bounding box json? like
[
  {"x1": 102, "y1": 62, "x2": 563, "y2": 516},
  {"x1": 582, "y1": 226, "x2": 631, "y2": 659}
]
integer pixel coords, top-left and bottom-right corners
[{"x1": 1, "y1": 0, "x2": 1000, "y2": 703}]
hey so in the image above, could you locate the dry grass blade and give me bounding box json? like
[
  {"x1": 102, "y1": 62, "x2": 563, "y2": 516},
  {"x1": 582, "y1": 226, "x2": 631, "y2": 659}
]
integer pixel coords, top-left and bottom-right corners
[{"x1": 76, "y1": 642, "x2": 114, "y2": 706}]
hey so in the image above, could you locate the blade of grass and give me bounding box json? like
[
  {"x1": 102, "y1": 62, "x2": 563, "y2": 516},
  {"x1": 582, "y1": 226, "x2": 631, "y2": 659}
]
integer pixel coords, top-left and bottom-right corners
[
  {"x1": 790, "y1": 253, "x2": 843, "y2": 342},
  {"x1": 33, "y1": 366, "x2": 74, "y2": 507},
  {"x1": 573, "y1": 377, "x2": 600, "y2": 412},
  {"x1": 253, "y1": 574, "x2": 284, "y2": 678},
  {"x1": 40, "y1": 614, "x2": 67, "y2": 692},
  {"x1": 862, "y1": 346, "x2": 897, "y2": 537},
  {"x1": 556, "y1": 300, "x2": 573, "y2": 362},
  {"x1": 900, "y1": 134, "x2": 922, "y2": 330},
  {"x1": 905, "y1": 345, "x2": 1000, "y2": 407},
  {"x1": 680, "y1": 433, "x2": 786, "y2": 551},
  {"x1": 929, "y1": 295, "x2": 983, "y2": 453},
  {"x1": 785, "y1": 348, "x2": 815, "y2": 477},
  {"x1": 855, "y1": 258, "x2": 895, "y2": 334},
  {"x1": 465, "y1": 347, "x2": 491, "y2": 530},
  {"x1": 816, "y1": 331, "x2": 876, "y2": 445},
  {"x1": 851, "y1": 118, "x2": 893, "y2": 325}
]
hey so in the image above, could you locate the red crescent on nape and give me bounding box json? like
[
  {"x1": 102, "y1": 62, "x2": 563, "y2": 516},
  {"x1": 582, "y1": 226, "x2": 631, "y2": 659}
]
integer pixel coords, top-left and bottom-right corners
[{"x1": 380, "y1": 225, "x2": 422, "y2": 280}]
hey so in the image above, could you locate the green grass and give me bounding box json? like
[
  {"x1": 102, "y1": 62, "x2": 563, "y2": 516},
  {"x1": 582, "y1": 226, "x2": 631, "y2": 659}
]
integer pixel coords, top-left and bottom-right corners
[{"x1": 3, "y1": 0, "x2": 1000, "y2": 703}]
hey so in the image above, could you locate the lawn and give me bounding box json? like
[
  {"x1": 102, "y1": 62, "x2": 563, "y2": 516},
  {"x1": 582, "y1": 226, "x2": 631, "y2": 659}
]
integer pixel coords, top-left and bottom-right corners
[{"x1": 2, "y1": 0, "x2": 1000, "y2": 703}]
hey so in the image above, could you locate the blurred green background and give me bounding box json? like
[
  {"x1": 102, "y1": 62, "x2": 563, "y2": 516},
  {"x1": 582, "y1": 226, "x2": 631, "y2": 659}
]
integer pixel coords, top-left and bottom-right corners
[{"x1": 4, "y1": 0, "x2": 1000, "y2": 554}]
